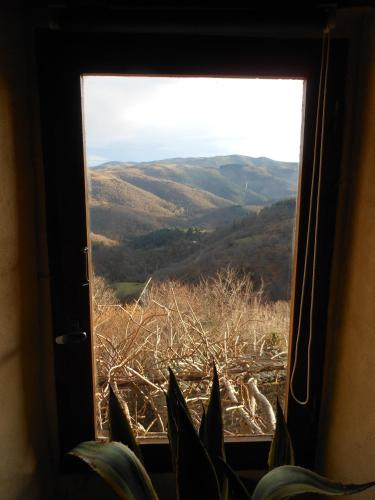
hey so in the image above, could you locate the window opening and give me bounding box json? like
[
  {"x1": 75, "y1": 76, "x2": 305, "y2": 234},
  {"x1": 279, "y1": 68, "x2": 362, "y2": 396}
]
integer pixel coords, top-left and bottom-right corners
[{"x1": 81, "y1": 76, "x2": 304, "y2": 442}]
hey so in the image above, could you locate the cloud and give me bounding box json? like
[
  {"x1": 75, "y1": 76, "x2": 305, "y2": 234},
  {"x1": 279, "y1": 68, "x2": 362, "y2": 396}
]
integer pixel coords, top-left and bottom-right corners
[
  {"x1": 82, "y1": 76, "x2": 304, "y2": 163},
  {"x1": 86, "y1": 154, "x2": 112, "y2": 167}
]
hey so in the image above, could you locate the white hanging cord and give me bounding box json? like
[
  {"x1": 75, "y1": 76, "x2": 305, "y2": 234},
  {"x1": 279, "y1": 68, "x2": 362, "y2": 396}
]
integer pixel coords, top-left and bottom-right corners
[{"x1": 290, "y1": 30, "x2": 331, "y2": 405}]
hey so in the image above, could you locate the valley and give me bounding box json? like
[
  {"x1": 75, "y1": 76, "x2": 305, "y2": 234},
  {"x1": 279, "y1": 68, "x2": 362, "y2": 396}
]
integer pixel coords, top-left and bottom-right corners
[{"x1": 88, "y1": 154, "x2": 299, "y2": 301}]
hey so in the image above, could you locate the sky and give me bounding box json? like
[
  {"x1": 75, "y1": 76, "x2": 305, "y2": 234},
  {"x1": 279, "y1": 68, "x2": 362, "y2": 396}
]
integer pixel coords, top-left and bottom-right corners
[{"x1": 82, "y1": 76, "x2": 304, "y2": 167}]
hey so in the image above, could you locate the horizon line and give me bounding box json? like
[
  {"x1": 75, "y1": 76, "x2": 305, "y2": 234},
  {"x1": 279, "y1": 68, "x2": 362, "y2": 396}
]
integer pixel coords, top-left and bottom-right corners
[{"x1": 87, "y1": 153, "x2": 299, "y2": 167}]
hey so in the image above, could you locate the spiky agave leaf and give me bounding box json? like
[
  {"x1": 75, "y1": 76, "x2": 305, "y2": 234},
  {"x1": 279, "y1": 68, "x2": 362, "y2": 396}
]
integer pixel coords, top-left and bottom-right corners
[
  {"x1": 109, "y1": 386, "x2": 143, "y2": 463},
  {"x1": 217, "y1": 457, "x2": 250, "y2": 500},
  {"x1": 198, "y1": 404, "x2": 206, "y2": 442},
  {"x1": 69, "y1": 441, "x2": 158, "y2": 500},
  {"x1": 167, "y1": 367, "x2": 191, "y2": 416},
  {"x1": 176, "y1": 400, "x2": 221, "y2": 500},
  {"x1": 202, "y1": 364, "x2": 225, "y2": 457},
  {"x1": 167, "y1": 367, "x2": 193, "y2": 468},
  {"x1": 267, "y1": 398, "x2": 294, "y2": 470},
  {"x1": 252, "y1": 465, "x2": 375, "y2": 500},
  {"x1": 202, "y1": 363, "x2": 228, "y2": 498},
  {"x1": 166, "y1": 393, "x2": 179, "y2": 470}
]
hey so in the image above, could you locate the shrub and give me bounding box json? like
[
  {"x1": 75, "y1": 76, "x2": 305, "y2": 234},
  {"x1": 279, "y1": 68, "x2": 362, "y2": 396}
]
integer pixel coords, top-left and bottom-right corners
[{"x1": 93, "y1": 268, "x2": 289, "y2": 438}]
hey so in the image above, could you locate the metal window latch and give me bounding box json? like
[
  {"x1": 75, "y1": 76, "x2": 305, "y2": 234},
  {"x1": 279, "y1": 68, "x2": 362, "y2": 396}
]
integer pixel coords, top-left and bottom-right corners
[
  {"x1": 82, "y1": 246, "x2": 90, "y2": 287},
  {"x1": 55, "y1": 321, "x2": 87, "y2": 345}
]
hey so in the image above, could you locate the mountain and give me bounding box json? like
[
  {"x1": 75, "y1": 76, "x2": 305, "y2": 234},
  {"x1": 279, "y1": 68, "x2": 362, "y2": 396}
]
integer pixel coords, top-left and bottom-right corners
[
  {"x1": 89, "y1": 171, "x2": 178, "y2": 238},
  {"x1": 153, "y1": 199, "x2": 296, "y2": 300},
  {"x1": 92, "y1": 155, "x2": 298, "y2": 206},
  {"x1": 88, "y1": 155, "x2": 299, "y2": 300},
  {"x1": 89, "y1": 155, "x2": 298, "y2": 239},
  {"x1": 91, "y1": 199, "x2": 296, "y2": 301}
]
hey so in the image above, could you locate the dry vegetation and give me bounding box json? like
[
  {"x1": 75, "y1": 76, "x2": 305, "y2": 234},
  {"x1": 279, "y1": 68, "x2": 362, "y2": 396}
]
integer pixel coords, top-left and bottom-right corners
[{"x1": 92, "y1": 268, "x2": 290, "y2": 440}]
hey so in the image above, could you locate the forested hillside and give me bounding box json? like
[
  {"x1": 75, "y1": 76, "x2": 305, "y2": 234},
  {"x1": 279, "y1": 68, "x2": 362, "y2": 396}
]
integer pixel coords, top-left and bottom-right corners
[{"x1": 88, "y1": 155, "x2": 298, "y2": 301}]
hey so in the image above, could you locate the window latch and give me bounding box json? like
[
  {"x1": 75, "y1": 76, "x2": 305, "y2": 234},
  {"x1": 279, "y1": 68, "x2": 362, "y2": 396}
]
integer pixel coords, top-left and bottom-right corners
[
  {"x1": 82, "y1": 246, "x2": 90, "y2": 287},
  {"x1": 55, "y1": 321, "x2": 87, "y2": 345}
]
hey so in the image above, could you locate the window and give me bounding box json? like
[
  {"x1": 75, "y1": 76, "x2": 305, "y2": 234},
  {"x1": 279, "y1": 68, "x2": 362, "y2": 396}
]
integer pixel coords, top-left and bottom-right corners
[
  {"x1": 82, "y1": 75, "x2": 304, "y2": 442},
  {"x1": 36, "y1": 28, "x2": 346, "y2": 471}
]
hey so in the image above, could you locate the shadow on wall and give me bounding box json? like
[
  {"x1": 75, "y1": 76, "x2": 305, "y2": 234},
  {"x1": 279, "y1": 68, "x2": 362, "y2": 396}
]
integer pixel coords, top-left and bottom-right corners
[{"x1": 0, "y1": 8, "x2": 58, "y2": 499}]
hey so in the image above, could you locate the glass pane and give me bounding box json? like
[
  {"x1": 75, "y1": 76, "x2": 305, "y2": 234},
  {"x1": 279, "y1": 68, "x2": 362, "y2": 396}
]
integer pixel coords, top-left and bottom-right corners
[{"x1": 82, "y1": 76, "x2": 304, "y2": 441}]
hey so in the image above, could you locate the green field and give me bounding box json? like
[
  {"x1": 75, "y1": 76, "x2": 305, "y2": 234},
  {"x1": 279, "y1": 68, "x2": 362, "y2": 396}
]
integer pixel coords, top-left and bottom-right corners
[
  {"x1": 112, "y1": 281, "x2": 146, "y2": 301},
  {"x1": 235, "y1": 236, "x2": 255, "y2": 246}
]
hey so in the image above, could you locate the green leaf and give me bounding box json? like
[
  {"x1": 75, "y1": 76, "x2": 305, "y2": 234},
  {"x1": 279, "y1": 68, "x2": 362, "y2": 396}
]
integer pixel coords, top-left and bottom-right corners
[
  {"x1": 267, "y1": 398, "x2": 294, "y2": 469},
  {"x1": 69, "y1": 441, "x2": 159, "y2": 500},
  {"x1": 252, "y1": 465, "x2": 375, "y2": 500},
  {"x1": 176, "y1": 401, "x2": 221, "y2": 500},
  {"x1": 217, "y1": 457, "x2": 250, "y2": 500},
  {"x1": 109, "y1": 386, "x2": 143, "y2": 463},
  {"x1": 203, "y1": 364, "x2": 227, "y2": 497}
]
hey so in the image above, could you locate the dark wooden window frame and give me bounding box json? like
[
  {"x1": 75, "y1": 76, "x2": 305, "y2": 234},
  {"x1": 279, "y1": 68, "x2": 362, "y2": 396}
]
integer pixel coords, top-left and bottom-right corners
[{"x1": 36, "y1": 28, "x2": 347, "y2": 473}]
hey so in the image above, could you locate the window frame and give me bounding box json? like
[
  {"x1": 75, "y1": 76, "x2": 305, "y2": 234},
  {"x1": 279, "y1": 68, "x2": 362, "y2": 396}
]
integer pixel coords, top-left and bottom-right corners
[{"x1": 36, "y1": 28, "x2": 347, "y2": 472}]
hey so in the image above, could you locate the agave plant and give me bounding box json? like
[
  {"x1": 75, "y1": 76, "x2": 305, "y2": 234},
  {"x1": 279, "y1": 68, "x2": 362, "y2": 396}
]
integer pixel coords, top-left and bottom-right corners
[{"x1": 69, "y1": 367, "x2": 375, "y2": 499}]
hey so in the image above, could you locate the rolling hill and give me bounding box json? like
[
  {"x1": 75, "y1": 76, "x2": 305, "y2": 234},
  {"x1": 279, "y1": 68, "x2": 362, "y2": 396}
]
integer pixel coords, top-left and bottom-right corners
[
  {"x1": 89, "y1": 155, "x2": 298, "y2": 239},
  {"x1": 89, "y1": 171, "x2": 178, "y2": 238},
  {"x1": 91, "y1": 199, "x2": 296, "y2": 301},
  {"x1": 152, "y1": 199, "x2": 296, "y2": 300},
  {"x1": 88, "y1": 155, "x2": 299, "y2": 300},
  {"x1": 93, "y1": 154, "x2": 298, "y2": 207}
]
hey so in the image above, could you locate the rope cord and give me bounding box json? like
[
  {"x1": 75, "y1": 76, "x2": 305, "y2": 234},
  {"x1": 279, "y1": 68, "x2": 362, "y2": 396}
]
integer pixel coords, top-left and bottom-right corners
[{"x1": 289, "y1": 31, "x2": 331, "y2": 406}]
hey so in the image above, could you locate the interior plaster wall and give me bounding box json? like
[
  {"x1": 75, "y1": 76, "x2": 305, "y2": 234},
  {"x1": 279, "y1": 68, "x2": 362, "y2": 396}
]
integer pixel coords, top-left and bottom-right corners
[
  {"x1": 0, "y1": 7, "x2": 58, "y2": 499},
  {"x1": 1, "y1": 5, "x2": 375, "y2": 500},
  {"x1": 319, "y1": 12, "x2": 375, "y2": 498}
]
